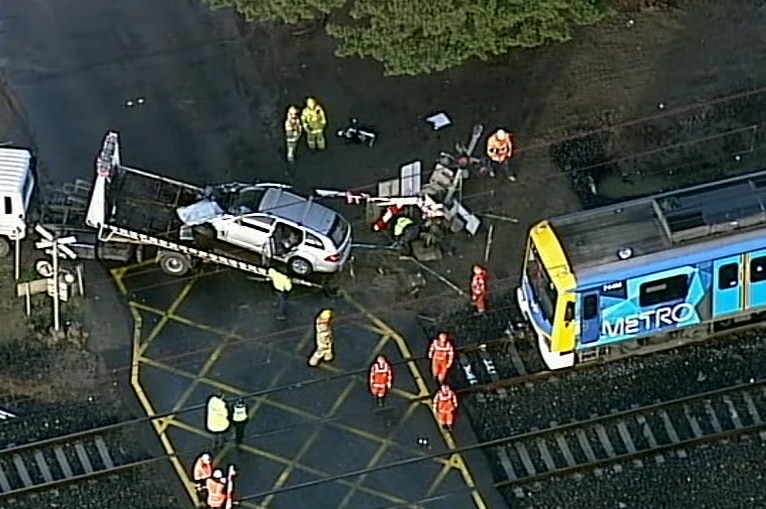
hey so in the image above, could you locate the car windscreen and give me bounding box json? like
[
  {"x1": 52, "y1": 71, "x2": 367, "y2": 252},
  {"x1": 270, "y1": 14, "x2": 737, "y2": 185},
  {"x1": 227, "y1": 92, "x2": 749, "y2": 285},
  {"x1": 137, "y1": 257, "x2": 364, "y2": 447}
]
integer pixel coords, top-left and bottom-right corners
[
  {"x1": 226, "y1": 188, "x2": 266, "y2": 215},
  {"x1": 328, "y1": 216, "x2": 349, "y2": 247}
]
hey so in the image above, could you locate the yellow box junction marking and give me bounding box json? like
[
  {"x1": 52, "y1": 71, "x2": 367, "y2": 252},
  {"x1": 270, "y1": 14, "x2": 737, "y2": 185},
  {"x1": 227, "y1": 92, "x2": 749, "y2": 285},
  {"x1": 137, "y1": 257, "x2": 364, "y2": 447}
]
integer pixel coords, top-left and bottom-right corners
[
  {"x1": 138, "y1": 279, "x2": 196, "y2": 356},
  {"x1": 341, "y1": 289, "x2": 489, "y2": 509}
]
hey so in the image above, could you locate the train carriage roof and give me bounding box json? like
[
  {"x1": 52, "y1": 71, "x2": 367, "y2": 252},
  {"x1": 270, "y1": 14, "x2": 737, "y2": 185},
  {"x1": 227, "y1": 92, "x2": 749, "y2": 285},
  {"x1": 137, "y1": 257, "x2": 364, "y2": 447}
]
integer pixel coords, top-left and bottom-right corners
[{"x1": 549, "y1": 169, "x2": 766, "y2": 281}]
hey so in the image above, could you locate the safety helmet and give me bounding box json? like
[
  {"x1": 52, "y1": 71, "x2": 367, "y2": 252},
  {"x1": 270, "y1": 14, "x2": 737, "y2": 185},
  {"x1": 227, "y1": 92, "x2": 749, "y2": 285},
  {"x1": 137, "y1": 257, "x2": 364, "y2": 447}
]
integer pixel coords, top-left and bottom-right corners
[
  {"x1": 376, "y1": 355, "x2": 386, "y2": 365},
  {"x1": 438, "y1": 332, "x2": 448, "y2": 341},
  {"x1": 494, "y1": 129, "x2": 508, "y2": 141},
  {"x1": 288, "y1": 106, "x2": 298, "y2": 116},
  {"x1": 306, "y1": 97, "x2": 317, "y2": 108},
  {"x1": 235, "y1": 398, "x2": 245, "y2": 407},
  {"x1": 319, "y1": 309, "x2": 333, "y2": 321},
  {"x1": 213, "y1": 469, "x2": 223, "y2": 479},
  {"x1": 439, "y1": 384, "x2": 449, "y2": 393},
  {"x1": 201, "y1": 453, "x2": 211, "y2": 463},
  {"x1": 472, "y1": 264, "x2": 484, "y2": 274}
]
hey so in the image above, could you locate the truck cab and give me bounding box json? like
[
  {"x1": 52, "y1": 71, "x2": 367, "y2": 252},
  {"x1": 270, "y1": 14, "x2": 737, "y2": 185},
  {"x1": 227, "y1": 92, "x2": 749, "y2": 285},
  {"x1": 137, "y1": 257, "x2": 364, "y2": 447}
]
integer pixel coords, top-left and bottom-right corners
[{"x1": 0, "y1": 148, "x2": 35, "y2": 256}]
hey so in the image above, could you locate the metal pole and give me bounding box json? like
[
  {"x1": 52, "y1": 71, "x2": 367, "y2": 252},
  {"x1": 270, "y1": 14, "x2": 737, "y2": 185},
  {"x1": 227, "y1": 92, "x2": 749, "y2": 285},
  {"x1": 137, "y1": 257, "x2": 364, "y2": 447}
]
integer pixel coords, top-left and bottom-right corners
[
  {"x1": 52, "y1": 241, "x2": 60, "y2": 332},
  {"x1": 14, "y1": 237, "x2": 20, "y2": 281}
]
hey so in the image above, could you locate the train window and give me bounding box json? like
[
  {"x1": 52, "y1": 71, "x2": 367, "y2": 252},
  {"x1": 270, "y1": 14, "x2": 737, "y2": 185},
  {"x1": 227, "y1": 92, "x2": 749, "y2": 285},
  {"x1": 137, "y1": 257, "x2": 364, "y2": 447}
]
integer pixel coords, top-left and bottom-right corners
[
  {"x1": 717, "y1": 263, "x2": 739, "y2": 289},
  {"x1": 751, "y1": 257, "x2": 766, "y2": 283},
  {"x1": 638, "y1": 274, "x2": 688, "y2": 307},
  {"x1": 583, "y1": 295, "x2": 598, "y2": 320}
]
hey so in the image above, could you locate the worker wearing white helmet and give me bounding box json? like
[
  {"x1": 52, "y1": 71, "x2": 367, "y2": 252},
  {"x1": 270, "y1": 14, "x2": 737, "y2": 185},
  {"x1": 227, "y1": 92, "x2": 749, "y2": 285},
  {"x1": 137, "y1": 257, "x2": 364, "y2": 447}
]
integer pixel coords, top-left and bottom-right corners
[
  {"x1": 486, "y1": 128, "x2": 516, "y2": 181},
  {"x1": 192, "y1": 452, "x2": 213, "y2": 503},
  {"x1": 206, "y1": 469, "x2": 227, "y2": 508},
  {"x1": 309, "y1": 308, "x2": 334, "y2": 366}
]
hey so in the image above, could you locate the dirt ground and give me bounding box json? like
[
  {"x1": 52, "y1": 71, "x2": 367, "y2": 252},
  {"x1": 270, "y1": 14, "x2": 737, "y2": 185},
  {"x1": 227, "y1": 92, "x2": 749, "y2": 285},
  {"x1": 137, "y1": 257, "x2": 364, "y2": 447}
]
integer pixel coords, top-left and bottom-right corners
[{"x1": 216, "y1": 0, "x2": 766, "y2": 316}]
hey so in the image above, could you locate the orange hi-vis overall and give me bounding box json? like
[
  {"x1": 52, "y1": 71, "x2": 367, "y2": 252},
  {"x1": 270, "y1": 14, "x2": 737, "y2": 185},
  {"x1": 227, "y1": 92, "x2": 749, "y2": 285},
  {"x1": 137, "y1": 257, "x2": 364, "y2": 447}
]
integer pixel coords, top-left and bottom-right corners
[
  {"x1": 428, "y1": 337, "x2": 455, "y2": 383},
  {"x1": 486, "y1": 131, "x2": 513, "y2": 164},
  {"x1": 192, "y1": 455, "x2": 212, "y2": 485},
  {"x1": 471, "y1": 268, "x2": 488, "y2": 313},
  {"x1": 206, "y1": 478, "x2": 227, "y2": 508},
  {"x1": 369, "y1": 359, "x2": 393, "y2": 398},
  {"x1": 432, "y1": 386, "x2": 458, "y2": 428}
]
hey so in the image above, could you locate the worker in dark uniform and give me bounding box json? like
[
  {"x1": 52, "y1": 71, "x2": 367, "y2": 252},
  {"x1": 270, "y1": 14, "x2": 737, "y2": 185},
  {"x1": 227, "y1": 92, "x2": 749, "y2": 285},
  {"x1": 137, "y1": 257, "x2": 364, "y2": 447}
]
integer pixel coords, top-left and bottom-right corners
[
  {"x1": 392, "y1": 215, "x2": 420, "y2": 257},
  {"x1": 230, "y1": 398, "x2": 248, "y2": 446}
]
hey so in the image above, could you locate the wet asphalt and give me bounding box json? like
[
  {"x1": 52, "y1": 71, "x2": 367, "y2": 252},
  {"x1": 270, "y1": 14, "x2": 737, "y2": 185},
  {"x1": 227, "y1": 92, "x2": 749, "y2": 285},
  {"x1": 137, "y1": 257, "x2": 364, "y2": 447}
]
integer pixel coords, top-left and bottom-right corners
[{"x1": 0, "y1": 0, "x2": 280, "y2": 184}]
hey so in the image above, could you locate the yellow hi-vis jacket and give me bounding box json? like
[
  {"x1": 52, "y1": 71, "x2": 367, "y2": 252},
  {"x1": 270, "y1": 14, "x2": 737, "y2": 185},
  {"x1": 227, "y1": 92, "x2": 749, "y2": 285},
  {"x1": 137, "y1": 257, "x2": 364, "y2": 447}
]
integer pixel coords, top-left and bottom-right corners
[
  {"x1": 268, "y1": 268, "x2": 293, "y2": 292},
  {"x1": 301, "y1": 105, "x2": 327, "y2": 133},
  {"x1": 206, "y1": 396, "x2": 230, "y2": 433},
  {"x1": 393, "y1": 216, "x2": 415, "y2": 238}
]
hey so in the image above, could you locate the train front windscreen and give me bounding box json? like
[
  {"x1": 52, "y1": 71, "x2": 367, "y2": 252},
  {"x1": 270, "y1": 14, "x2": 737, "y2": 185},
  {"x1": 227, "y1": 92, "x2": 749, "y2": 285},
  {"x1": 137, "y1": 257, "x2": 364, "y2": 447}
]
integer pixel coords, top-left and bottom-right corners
[{"x1": 526, "y1": 243, "x2": 558, "y2": 325}]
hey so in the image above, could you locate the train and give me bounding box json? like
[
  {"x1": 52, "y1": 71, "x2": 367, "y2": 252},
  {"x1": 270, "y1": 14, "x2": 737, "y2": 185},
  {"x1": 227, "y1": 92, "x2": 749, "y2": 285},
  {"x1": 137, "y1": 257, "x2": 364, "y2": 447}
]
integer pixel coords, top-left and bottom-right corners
[{"x1": 517, "y1": 168, "x2": 766, "y2": 370}]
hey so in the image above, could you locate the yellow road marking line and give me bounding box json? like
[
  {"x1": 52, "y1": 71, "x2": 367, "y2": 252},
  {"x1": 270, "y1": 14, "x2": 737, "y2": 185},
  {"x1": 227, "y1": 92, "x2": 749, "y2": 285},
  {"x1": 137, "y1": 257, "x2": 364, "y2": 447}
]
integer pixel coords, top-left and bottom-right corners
[
  {"x1": 341, "y1": 290, "x2": 488, "y2": 509},
  {"x1": 137, "y1": 279, "x2": 196, "y2": 356},
  {"x1": 138, "y1": 355, "x2": 449, "y2": 466},
  {"x1": 167, "y1": 418, "x2": 423, "y2": 509},
  {"x1": 262, "y1": 332, "x2": 390, "y2": 507},
  {"x1": 426, "y1": 462, "x2": 454, "y2": 497},
  {"x1": 157, "y1": 328, "x2": 237, "y2": 434},
  {"x1": 138, "y1": 307, "x2": 421, "y2": 401},
  {"x1": 336, "y1": 401, "x2": 420, "y2": 509},
  {"x1": 110, "y1": 267, "x2": 129, "y2": 295},
  {"x1": 358, "y1": 322, "x2": 391, "y2": 336},
  {"x1": 127, "y1": 303, "x2": 198, "y2": 506}
]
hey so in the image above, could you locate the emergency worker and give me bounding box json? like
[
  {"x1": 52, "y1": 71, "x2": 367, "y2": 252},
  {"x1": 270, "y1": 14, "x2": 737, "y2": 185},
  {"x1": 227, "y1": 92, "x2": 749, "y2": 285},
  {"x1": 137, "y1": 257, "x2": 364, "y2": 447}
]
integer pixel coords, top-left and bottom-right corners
[
  {"x1": 309, "y1": 309, "x2": 334, "y2": 366},
  {"x1": 432, "y1": 384, "x2": 458, "y2": 430},
  {"x1": 268, "y1": 267, "x2": 292, "y2": 321},
  {"x1": 428, "y1": 333, "x2": 455, "y2": 384},
  {"x1": 392, "y1": 215, "x2": 420, "y2": 257},
  {"x1": 368, "y1": 355, "x2": 393, "y2": 407},
  {"x1": 301, "y1": 97, "x2": 327, "y2": 151},
  {"x1": 486, "y1": 129, "x2": 516, "y2": 181},
  {"x1": 284, "y1": 105, "x2": 303, "y2": 163},
  {"x1": 205, "y1": 394, "x2": 231, "y2": 450},
  {"x1": 206, "y1": 469, "x2": 227, "y2": 509},
  {"x1": 471, "y1": 264, "x2": 489, "y2": 314},
  {"x1": 230, "y1": 398, "x2": 248, "y2": 445},
  {"x1": 192, "y1": 452, "x2": 213, "y2": 503}
]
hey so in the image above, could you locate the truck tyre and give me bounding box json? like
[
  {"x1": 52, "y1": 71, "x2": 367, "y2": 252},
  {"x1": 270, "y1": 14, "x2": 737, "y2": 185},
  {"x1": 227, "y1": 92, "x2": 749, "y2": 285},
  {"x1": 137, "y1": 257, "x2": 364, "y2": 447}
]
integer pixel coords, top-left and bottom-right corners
[
  {"x1": 158, "y1": 251, "x2": 191, "y2": 277},
  {"x1": 288, "y1": 256, "x2": 313, "y2": 277},
  {"x1": 0, "y1": 237, "x2": 10, "y2": 257}
]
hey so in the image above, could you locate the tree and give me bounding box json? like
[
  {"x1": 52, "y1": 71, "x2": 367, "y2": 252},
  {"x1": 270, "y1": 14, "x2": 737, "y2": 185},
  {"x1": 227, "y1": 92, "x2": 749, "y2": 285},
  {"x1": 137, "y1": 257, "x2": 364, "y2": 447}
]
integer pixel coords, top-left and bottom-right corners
[
  {"x1": 202, "y1": 0, "x2": 345, "y2": 24},
  {"x1": 328, "y1": 0, "x2": 608, "y2": 76},
  {"x1": 202, "y1": 0, "x2": 608, "y2": 75}
]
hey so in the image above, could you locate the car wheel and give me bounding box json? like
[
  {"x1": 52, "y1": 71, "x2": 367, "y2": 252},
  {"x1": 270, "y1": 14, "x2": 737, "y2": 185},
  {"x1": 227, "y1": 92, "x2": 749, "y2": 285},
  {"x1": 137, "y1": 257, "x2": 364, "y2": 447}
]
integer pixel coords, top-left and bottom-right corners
[
  {"x1": 288, "y1": 257, "x2": 313, "y2": 277},
  {"x1": 158, "y1": 251, "x2": 191, "y2": 277},
  {"x1": 0, "y1": 237, "x2": 10, "y2": 257}
]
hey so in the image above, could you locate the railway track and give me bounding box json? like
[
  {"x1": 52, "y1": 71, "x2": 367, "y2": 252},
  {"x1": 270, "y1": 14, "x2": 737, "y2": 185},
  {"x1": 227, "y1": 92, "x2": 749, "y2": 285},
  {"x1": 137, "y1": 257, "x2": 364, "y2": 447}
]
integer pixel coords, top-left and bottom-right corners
[
  {"x1": 0, "y1": 430, "x2": 131, "y2": 499},
  {"x1": 457, "y1": 326, "x2": 549, "y2": 402},
  {"x1": 490, "y1": 377, "x2": 766, "y2": 497}
]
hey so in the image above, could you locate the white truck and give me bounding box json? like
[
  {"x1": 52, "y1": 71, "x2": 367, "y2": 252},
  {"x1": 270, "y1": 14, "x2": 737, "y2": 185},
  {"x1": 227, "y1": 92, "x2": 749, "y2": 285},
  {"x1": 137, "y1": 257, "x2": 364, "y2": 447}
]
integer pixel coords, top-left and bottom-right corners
[{"x1": 0, "y1": 147, "x2": 35, "y2": 257}]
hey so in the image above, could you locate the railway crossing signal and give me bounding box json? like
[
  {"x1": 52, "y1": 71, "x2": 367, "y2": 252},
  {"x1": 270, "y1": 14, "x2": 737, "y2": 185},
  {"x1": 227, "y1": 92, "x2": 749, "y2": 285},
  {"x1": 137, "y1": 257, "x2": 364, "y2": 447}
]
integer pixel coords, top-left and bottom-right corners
[{"x1": 33, "y1": 225, "x2": 78, "y2": 332}]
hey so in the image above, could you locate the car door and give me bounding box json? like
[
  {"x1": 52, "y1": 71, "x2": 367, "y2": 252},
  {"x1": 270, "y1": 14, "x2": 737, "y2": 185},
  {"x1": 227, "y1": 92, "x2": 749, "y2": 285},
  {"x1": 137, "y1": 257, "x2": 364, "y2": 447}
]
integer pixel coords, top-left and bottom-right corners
[
  {"x1": 219, "y1": 215, "x2": 274, "y2": 254},
  {"x1": 269, "y1": 221, "x2": 304, "y2": 261}
]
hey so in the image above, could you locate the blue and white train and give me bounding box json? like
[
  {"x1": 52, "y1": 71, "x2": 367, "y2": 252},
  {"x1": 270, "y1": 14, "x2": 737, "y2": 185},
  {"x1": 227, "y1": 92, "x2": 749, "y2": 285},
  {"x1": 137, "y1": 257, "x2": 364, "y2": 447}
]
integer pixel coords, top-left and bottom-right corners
[{"x1": 517, "y1": 169, "x2": 766, "y2": 370}]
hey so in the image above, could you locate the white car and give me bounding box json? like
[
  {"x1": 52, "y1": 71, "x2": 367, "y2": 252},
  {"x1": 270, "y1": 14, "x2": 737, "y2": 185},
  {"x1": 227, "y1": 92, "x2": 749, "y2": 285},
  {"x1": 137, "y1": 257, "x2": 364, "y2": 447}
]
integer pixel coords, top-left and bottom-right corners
[{"x1": 177, "y1": 183, "x2": 352, "y2": 276}]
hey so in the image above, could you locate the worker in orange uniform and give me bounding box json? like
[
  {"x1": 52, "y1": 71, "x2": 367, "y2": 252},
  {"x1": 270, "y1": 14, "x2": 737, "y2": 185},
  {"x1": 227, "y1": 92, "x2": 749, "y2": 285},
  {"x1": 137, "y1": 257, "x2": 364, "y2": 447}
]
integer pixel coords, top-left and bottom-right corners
[
  {"x1": 192, "y1": 452, "x2": 213, "y2": 504},
  {"x1": 368, "y1": 355, "x2": 393, "y2": 407},
  {"x1": 428, "y1": 333, "x2": 455, "y2": 384},
  {"x1": 471, "y1": 264, "x2": 489, "y2": 314},
  {"x1": 206, "y1": 469, "x2": 227, "y2": 509},
  {"x1": 486, "y1": 128, "x2": 516, "y2": 181},
  {"x1": 308, "y1": 309, "x2": 334, "y2": 366},
  {"x1": 432, "y1": 384, "x2": 459, "y2": 430}
]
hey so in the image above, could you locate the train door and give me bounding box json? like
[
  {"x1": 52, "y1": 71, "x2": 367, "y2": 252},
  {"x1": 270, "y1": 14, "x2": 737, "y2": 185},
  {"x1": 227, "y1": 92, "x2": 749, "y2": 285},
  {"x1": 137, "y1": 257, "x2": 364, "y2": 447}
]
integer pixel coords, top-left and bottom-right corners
[
  {"x1": 712, "y1": 256, "x2": 743, "y2": 317},
  {"x1": 579, "y1": 293, "x2": 600, "y2": 345},
  {"x1": 746, "y1": 249, "x2": 766, "y2": 309}
]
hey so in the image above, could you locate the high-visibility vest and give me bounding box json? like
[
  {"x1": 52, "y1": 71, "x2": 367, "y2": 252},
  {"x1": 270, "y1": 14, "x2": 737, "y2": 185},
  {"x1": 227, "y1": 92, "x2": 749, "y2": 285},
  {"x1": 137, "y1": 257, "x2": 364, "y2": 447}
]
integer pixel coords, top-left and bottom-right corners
[
  {"x1": 192, "y1": 456, "x2": 212, "y2": 482},
  {"x1": 433, "y1": 388, "x2": 458, "y2": 413},
  {"x1": 285, "y1": 115, "x2": 302, "y2": 141},
  {"x1": 268, "y1": 268, "x2": 293, "y2": 292},
  {"x1": 429, "y1": 339, "x2": 454, "y2": 363},
  {"x1": 393, "y1": 216, "x2": 414, "y2": 237},
  {"x1": 369, "y1": 361, "x2": 392, "y2": 392},
  {"x1": 231, "y1": 402, "x2": 247, "y2": 423},
  {"x1": 301, "y1": 105, "x2": 326, "y2": 132},
  {"x1": 206, "y1": 396, "x2": 231, "y2": 433},
  {"x1": 207, "y1": 478, "x2": 227, "y2": 508},
  {"x1": 486, "y1": 131, "x2": 513, "y2": 163}
]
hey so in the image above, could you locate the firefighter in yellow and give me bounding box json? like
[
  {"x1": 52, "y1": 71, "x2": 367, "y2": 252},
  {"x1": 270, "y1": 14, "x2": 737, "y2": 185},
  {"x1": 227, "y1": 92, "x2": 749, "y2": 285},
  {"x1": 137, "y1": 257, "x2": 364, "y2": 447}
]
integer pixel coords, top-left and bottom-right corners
[
  {"x1": 300, "y1": 97, "x2": 327, "y2": 151},
  {"x1": 308, "y1": 309, "x2": 334, "y2": 366},
  {"x1": 284, "y1": 105, "x2": 302, "y2": 163}
]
